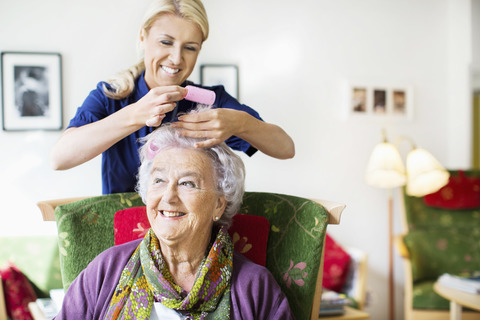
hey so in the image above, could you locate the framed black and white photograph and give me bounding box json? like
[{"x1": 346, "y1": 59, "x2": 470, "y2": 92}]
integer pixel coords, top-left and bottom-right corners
[
  {"x1": 200, "y1": 64, "x2": 239, "y2": 99},
  {"x1": 1, "y1": 51, "x2": 62, "y2": 131}
]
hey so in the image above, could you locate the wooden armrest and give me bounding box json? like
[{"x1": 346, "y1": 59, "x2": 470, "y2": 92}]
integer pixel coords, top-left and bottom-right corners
[
  {"x1": 309, "y1": 198, "x2": 346, "y2": 225},
  {"x1": 394, "y1": 234, "x2": 410, "y2": 259},
  {"x1": 0, "y1": 275, "x2": 7, "y2": 320},
  {"x1": 37, "y1": 196, "x2": 90, "y2": 221}
]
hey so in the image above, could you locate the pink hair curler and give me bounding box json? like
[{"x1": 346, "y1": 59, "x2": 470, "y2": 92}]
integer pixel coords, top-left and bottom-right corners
[
  {"x1": 184, "y1": 85, "x2": 216, "y2": 105},
  {"x1": 146, "y1": 141, "x2": 160, "y2": 160}
]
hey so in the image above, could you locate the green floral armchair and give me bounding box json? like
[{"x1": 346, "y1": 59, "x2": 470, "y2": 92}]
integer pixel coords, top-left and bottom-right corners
[
  {"x1": 39, "y1": 191, "x2": 345, "y2": 320},
  {"x1": 395, "y1": 170, "x2": 480, "y2": 320}
]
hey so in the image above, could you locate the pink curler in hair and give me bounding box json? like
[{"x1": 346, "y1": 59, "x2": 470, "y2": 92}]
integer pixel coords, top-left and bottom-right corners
[
  {"x1": 146, "y1": 141, "x2": 160, "y2": 160},
  {"x1": 184, "y1": 85, "x2": 216, "y2": 105}
]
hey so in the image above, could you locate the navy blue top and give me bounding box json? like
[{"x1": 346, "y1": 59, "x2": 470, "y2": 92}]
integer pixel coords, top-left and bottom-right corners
[{"x1": 68, "y1": 72, "x2": 261, "y2": 194}]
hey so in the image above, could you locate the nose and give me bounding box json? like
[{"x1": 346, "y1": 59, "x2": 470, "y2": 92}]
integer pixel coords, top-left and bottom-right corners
[
  {"x1": 168, "y1": 46, "x2": 182, "y2": 65},
  {"x1": 162, "y1": 182, "x2": 179, "y2": 204}
]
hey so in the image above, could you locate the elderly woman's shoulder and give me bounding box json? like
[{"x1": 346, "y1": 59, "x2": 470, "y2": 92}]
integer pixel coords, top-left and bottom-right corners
[
  {"x1": 231, "y1": 251, "x2": 279, "y2": 286},
  {"x1": 91, "y1": 239, "x2": 142, "y2": 270},
  {"x1": 231, "y1": 252, "x2": 295, "y2": 319}
]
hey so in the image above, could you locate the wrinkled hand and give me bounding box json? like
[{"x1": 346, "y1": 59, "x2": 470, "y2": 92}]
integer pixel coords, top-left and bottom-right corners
[
  {"x1": 172, "y1": 108, "x2": 246, "y2": 148},
  {"x1": 133, "y1": 86, "x2": 187, "y2": 127}
]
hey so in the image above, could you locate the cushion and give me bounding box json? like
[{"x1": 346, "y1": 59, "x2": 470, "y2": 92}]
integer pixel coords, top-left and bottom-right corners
[
  {"x1": 113, "y1": 208, "x2": 270, "y2": 267},
  {"x1": 412, "y1": 280, "x2": 449, "y2": 310},
  {"x1": 55, "y1": 192, "x2": 145, "y2": 289},
  {"x1": 322, "y1": 233, "x2": 351, "y2": 292},
  {"x1": 424, "y1": 170, "x2": 480, "y2": 209},
  {"x1": 0, "y1": 263, "x2": 37, "y2": 320},
  {"x1": 404, "y1": 227, "x2": 480, "y2": 282},
  {"x1": 228, "y1": 214, "x2": 270, "y2": 267},
  {"x1": 114, "y1": 206, "x2": 149, "y2": 245}
]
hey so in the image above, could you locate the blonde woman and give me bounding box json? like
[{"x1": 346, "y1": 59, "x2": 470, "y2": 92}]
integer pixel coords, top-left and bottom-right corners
[{"x1": 50, "y1": 0, "x2": 295, "y2": 194}]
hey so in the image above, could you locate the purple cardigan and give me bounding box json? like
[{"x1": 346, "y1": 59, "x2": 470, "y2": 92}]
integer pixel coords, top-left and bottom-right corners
[{"x1": 54, "y1": 239, "x2": 294, "y2": 319}]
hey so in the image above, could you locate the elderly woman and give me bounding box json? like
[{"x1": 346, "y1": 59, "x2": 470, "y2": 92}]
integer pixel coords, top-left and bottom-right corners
[
  {"x1": 50, "y1": 0, "x2": 294, "y2": 195},
  {"x1": 54, "y1": 125, "x2": 294, "y2": 319}
]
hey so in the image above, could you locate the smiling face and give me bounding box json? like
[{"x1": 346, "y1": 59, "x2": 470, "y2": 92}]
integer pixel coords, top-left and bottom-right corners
[
  {"x1": 140, "y1": 13, "x2": 203, "y2": 88},
  {"x1": 146, "y1": 147, "x2": 226, "y2": 248}
]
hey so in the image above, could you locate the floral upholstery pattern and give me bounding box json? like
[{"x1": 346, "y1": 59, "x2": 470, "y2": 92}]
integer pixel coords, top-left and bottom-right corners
[
  {"x1": 403, "y1": 170, "x2": 480, "y2": 310},
  {"x1": 55, "y1": 193, "x2": 144, "y2": 289},
  {"x1": 54, "y1": 191, "x2": 329, "y2": 320},
  {"x1": 239, "y1": 192, "x2": 329, "y2": 320}
]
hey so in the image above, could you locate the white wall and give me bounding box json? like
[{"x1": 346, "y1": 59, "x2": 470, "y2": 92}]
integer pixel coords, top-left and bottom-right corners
[{"x1": 0, "y1": 1, "x2": 474, "y2": 319}]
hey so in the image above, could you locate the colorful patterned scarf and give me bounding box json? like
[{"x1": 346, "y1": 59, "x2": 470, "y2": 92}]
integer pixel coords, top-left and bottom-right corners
[{"x1": 104, "y1": 227, "x2": 233, "y2": 320}]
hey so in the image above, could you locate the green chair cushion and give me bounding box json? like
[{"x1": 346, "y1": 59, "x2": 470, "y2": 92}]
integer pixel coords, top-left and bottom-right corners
[
  {"x1": 55, "y1": 192, "x2": 144, "y2": 289},
  {"x1": 412, "y1": 281, "x2": 449, "y2": 310},
  {"x1": 404, "y1": 227, "x2": 480, "y2": 283}
]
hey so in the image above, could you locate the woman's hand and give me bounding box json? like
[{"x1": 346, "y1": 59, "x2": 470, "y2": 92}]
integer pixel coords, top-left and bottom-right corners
[
  {"x1": 50, "y1": 85, "x2": 188, "y2": 170},
  {"x1": 173, "y1": 108, "x2": 245, "y2": 148},
  {"x1": 173, "y1": 108, "x2": 295, "y2": 159},
  {"x1": 133, "y1": 86, "x2": 187, "y2": 127}
]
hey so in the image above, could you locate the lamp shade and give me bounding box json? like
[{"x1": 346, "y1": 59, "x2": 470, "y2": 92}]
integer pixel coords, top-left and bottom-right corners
[
  {"x1": 365, "y1": 142, "x2": 407, "y2": 189},
  {"x1": 406, "y1": 148, "x2": 450, "y2": 197}
]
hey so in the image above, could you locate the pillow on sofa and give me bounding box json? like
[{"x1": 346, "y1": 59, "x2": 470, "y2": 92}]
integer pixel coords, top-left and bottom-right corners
[
  {"x1": 424, "y1": 170, "x2": 480, "y2": 209},
  {"x1": 0, "y1": 263, "x2": 37, "y2": 320},
  {"x1": 322, "y1": 233, "x2": 351, "y2": 292}
]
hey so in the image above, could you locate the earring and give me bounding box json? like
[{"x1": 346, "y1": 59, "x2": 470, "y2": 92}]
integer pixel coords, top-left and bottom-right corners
[{"x1": 214, "y1": 216, "x2": 219, "y2": 221}]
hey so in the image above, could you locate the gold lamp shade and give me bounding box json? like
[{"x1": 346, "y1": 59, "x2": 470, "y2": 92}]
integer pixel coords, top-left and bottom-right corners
[
  {"x1": 365, "y1": 142, "x2": 407, "y2": 189},
  {"x1": 406, "y1": 148, "x2": 450, "y2": 197}
]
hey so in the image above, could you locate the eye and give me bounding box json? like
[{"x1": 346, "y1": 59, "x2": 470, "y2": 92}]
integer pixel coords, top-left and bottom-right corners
[
  {"x1": 160, "y1": 40, "x2": 173, "y2": 46},
  {"x1": 179, "y1": 180, "x2": 197, "y2": 189},
  {"x1": 153, "y1": 178, "x2": 165, "y2": 185},
  {"x1": 185, "y1": 46, "x2": 198, "y2": 52}
]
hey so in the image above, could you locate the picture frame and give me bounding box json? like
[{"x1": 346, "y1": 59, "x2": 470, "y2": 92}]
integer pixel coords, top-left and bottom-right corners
[
  {"x1": 1, "y1": 51, "x2": 63, "y2": 131},
  {"x1": 200, "y1": 64, "x2": 239, "y2": 99},
  {"x1": 346, "y1": 82, "x2": 413, "y2": 120}
]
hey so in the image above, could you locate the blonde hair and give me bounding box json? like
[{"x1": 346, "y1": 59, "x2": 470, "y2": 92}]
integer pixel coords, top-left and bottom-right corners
[{"x1": 103, "y1": 0, "x2": 209, "y2": 99}]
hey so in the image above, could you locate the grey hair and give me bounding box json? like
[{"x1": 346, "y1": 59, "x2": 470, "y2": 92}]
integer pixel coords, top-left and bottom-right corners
[{"x1": 136, "y1": 124, "x2": 245, "y2": 228}]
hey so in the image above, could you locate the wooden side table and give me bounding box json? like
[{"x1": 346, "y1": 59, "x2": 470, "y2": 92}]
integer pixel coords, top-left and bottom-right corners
[
  {"x1": 433, "y1": 282, "x2": 480, "y2": 320},
  {"x1": 319, "y1": 306, "x2": 370, "y2": 320}
]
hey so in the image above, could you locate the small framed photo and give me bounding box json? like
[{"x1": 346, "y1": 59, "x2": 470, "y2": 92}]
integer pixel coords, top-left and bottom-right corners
[
  {"x1": 200, "y1": 64, "x2": 239, "y2": 99},
  {"x1": 351, "y1": 87, "x2": 368, "y2": 113},
  {"x1": 391, "y1": 88, "x2": 408, "y2": 115},
  {"x1": 373, "y1": 88, "x2": 387, "y2": 114},
  {"x1": 1, "y1": 51, "x2": 63, "y2": 131}
]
